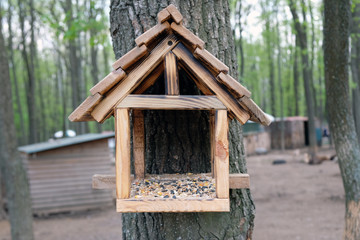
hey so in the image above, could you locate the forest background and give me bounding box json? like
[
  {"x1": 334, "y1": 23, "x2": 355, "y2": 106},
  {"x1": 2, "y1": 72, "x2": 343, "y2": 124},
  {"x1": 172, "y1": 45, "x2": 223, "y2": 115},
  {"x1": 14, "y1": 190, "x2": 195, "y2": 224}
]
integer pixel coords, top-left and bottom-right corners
[{"x1": 1, "y1": 0, "x2": 347, "y2": 146}]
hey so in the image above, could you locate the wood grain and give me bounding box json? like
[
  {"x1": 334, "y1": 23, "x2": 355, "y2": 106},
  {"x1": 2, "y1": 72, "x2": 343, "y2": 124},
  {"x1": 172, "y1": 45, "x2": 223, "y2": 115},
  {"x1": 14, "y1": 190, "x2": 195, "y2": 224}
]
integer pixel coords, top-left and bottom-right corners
[
  {"x1": 157, "y1": 8, "x2": 171, "y2": 23},
  {"x1": 239, "y1": 96, "x2": 271, "y2": 126},
  {"x1": 172, "y1": 43, "x2": 250, "y2": 124},
  {"x1": 166, "y1": 4, "x2": 183, "y2": 24},
  {"x1": 91, "y1": 35, "x2": 179, "y2": 122},
  {"x1": 68, "y1": 93, "x2": 102, "y2": 122},
  {"x1": 133, "y1": 64, "x2": 164, "y2": 94},
  {"x1": 171, "y1": 23, "x2": 205, "y2": 50},
  {"x1": 115, "y1": 108, "x2": 131, "y2": 198},
  {"x1": 178, "y1": 61, "x2": 213, "y2": 95},
  {"x1": 214, "y1": 110, "x2": 229, "y2": 199},
  {"x1": 89, "y1": 68, "x2": 126, "y2": 95},
  {"x1": 133, "y1": 110, "x2": 145, "y2": 179},
  {"x1": 112, "y1": 45, "x2": 149, "y2": 71},
  {"x1": 135, "y1": 22, "x2": 170, "y2": 47},
  {"x1": 92, "y1": 173, "x2": 250, "y2": 189},
  {"x1": 217, "y1": 72, "x2": 251, "y2": 99},
  {"x1": 229, "y1": 173, "x2": 250, "y2": 189},
  {"x1": 117, "y1": 95, "x2": 227, "y2": 110},
  {"x1": 116, "y1": 198, "x2": 230, "y2": 212},
  {"x1": 164, "y1": 52, "x2": 180, "y2": 95},
  {"x1": 194, "y1": 48, "x2": 229, "y2": 75}
]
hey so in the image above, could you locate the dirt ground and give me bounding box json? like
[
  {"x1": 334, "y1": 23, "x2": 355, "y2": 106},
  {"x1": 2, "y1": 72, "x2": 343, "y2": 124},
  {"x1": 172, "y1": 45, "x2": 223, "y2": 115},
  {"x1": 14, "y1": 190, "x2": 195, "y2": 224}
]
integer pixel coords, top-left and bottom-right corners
[{"x1": 0, "y1": 146, "x2": 344, "y2": 240}]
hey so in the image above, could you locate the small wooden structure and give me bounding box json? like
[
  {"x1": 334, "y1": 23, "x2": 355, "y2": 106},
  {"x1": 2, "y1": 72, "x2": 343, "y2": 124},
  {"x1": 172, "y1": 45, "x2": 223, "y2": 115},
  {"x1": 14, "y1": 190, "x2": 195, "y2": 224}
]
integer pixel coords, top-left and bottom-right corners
[
  {"x1": 69, "y1": 4, "x2": 270, "y2": 213},
  {"x1": 18, "y1": 133, "x2": 114, "y2": 215},
  {"x1": 270, "y1": 116, "x2": 307, "y2": 149}
]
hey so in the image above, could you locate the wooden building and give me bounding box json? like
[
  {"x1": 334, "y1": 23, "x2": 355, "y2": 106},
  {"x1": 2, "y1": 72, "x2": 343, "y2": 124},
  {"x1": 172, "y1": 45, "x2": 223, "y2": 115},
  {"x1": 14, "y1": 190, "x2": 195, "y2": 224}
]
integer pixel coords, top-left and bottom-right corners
[
  {"x1": 69, "y1": 5, "x2": 270, "y2": 213},
  {"x1": 18, "y1": 133, "x2": 114, "y2": 215},
  {"x1": 270, "y1": 116, "x2": 308, "y2": 149}
]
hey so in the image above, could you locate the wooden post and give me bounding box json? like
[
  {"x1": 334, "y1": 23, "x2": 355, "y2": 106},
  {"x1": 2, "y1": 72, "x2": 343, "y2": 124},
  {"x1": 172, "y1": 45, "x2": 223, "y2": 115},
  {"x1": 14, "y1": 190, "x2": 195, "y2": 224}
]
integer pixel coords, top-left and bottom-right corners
[
  {"x1": 115, "y1": 108, "x2": 131, "y2": 199},
  {"x1": 209, "y1": 110, "x2": 215, "y2": 178},
  {"x1": 133, "y1": 110, "x2": 145, "y2": 179},
  {"x1": 214, "y1": 110, "x2": 229, "y2": 199},
  {"x1": 164, "y1": 52, "x2": 179, "y2": 95}
]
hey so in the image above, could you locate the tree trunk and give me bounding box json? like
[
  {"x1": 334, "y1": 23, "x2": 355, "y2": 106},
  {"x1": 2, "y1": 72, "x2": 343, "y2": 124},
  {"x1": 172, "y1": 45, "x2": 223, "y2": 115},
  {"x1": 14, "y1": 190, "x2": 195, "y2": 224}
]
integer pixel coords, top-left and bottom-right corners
[
  {"x1": 289, "y1": 0, "x2": 317, "y2": 156},
  {"x1": 110, "y1": 1, "x2": 255, "y2": 239},
  {"x1": 7, "y1": 1, "x2": 26, "y2": 145},
  {"x1": 18, "y1": 0, "x2": 37, "y2": 144},
  {"x1": 323, "y1": 1, "x2": 360, "y2": 239},
  {"x1": 0, "y1": 9, "x2": 34, "y2": 239},
  {"x1": 293, "y1": 36, "x2": 300, "y2": 116},
  {"x1": 351, "y1": 3, "x2": 360, "y2": 144}
]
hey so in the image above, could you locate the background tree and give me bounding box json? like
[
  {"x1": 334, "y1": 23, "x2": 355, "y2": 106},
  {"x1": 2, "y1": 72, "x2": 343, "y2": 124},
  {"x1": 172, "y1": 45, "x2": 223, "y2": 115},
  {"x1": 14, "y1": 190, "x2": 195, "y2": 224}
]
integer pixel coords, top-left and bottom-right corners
[
  {"x1": 0, "y1": 4, "x2": 34, "y2": 239},
  {"x1": 110, "y1": 1, "x2": 255, "y2": 239},
  {"x1": 323, "y1": 0, "x2": 360, "y2": 239}
]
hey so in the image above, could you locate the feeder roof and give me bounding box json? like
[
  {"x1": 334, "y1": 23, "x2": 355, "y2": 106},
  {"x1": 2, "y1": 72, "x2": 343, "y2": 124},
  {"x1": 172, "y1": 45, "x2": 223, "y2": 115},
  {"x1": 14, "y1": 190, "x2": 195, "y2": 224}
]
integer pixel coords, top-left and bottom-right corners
[{"x1": 68, "y1": 4, "x2": 271, "y2": 126}]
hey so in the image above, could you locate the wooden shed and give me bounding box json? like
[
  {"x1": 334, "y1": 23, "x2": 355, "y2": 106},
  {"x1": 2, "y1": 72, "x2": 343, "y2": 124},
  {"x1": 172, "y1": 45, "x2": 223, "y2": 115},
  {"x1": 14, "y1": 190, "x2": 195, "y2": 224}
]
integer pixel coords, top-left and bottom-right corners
[
  {"x1": 18, "y1": 133, "x2": 114, "y2": 215},
  {"x1": 69, "y1": 4, "x2": 271, "y2": 213}
]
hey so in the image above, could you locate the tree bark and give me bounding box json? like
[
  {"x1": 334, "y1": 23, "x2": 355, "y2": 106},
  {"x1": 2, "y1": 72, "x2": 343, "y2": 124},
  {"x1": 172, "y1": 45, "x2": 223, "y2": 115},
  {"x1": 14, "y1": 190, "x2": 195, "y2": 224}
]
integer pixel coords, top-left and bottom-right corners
[
  {"x1": 324, "y1": 1, "x2": 360, "y2": 239},
  {"x1": 289, "y1": 0, "x2": 317, "y2": 156},
  {"x1": 0, "y1": 9, "x2": 34, "y2": 239},
  {"x1": 110, "y1": 1, "x2": 255, "y2": 239},
  {"x1": 293, "y1": 36, "x2": 300, "y2": 116}
]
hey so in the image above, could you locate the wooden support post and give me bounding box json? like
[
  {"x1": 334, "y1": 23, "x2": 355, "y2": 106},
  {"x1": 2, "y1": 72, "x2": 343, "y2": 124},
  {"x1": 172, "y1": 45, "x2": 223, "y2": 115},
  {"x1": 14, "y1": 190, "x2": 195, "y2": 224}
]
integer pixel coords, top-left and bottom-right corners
[
  {"x1": 115, "y1": 108, "x2": 131, "y2": 199},
  {"x1": 133, "y1": 110, "x2": 145, "y2": 179},
  {"x1": 209, "y1": 110, "x2": 215, "y2": 178},
  {"x1": 164, "y1": 52, "x2": 179, "y2": 95},
  {"x1": 214, "y1": 110, "x2": 229, "y2": 199}
]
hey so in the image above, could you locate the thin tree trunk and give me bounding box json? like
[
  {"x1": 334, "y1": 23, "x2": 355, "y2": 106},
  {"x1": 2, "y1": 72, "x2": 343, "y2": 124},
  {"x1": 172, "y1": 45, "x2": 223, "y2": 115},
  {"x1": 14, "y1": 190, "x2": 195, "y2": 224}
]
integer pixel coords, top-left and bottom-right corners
[
  {"x1": 0, "y1": 8, "x2": 34, "y2": 239},
  {"x1": 294, "y1": 36, "x2": 300, "y2": 116},
  {"x1": 18, "y1": 0, "x2": 37, "y2": 144},
  {"x1": 7, "y1": 2, "x2": 26, "y2": 145},
  {"x1": 289, "y1": 0, "x2": 317, "y2": 156},
  {"x1": 324, "y1": 1, "x2": 360, "y2": 239},
  {"x1": 110, "y1": 1, "x2": 255, "y2": 239}
]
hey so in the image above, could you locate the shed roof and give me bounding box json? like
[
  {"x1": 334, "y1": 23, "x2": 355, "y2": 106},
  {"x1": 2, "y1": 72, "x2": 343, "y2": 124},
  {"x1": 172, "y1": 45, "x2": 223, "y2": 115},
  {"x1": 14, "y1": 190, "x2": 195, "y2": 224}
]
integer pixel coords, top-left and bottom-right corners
[
  {"x1": 18, "y1": 133, "x2": 115, "y2": 154},
  {"x1": 68, "y1": 4, "x2": 271, "y2": 126}
]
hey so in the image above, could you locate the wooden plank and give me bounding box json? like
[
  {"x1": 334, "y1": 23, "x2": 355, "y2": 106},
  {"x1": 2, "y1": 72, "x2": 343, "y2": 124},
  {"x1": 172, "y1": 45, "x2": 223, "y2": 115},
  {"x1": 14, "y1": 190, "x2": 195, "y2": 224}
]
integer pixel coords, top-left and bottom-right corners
[
  {"x1": 172, "y1": 43, "x2": 250, "y2": 124},
  {"x1": 92, "y1": 173, "x2": 249, "y2": 189},
  {"x1": 116, "y1": 198, "x2": 229, "y2": 212},
  {"x1": 209, "y1": 110, "x2": 215, "y2": 178},
  {"x1": 178, "y1": 62, "x2": 214, "y2": 95},
  {"x1": 194, "y1": 48, "x2": 229, "y2": 75},
  {"x1": 214, "y1": 110, "x2": 229, "y2": 199},
  {"x1": 68, "y1": 93, "x2": 102, "y2": 122},
  {"x1": 89, "y1": 68, "x2": 126, "y2": 95},
  {"x1": 115, "y1": 109, "x2": 131, "y2": 198},
  {"x1": 239, "y1": 96, "x2": 271, "y2": 126},
  {"x1": 133, "y1": 110, "x2": 145, "y2": 179},
  {"x1": 112, "y1": 45, "x2": 149, "y2": 71},
  {"x1": 117, "y1": 95, "x2": 227, "y2": 110},
  {"x1": 91, "y1": 35, "x2": 179, "y2": 122},
  {"x1": 217, "y1": 72, "x2": 251, "y2": 99},
  {"x1": 166, "y1": 4, "x2": 183, "y2": 24},
  {"x1": 229, "y1": 173, "x2": 250, "y2": 189},
  {"x1": 164, "y1": 52, "x2": 179, "y2": 95},
  {"x1": 133, "y1": 63, "x2": 164, "y2": 94},
  {"x1": 157, "y1": 8, "x2": 171, "y2": 23},
  {"x1": 135, "y1": 22, "x2": 170, "y2": 47},
  {"x1": 171, "y1": 23, "x2": 205, "y2": 51}
]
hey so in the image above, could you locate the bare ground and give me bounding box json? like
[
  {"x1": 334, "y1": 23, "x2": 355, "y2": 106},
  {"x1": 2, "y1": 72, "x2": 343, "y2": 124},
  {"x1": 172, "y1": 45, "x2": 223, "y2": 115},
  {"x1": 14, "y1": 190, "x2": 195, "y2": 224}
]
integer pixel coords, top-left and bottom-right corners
[{"x1": 0, "y1": 147, "x2": 344, "y2": 240}]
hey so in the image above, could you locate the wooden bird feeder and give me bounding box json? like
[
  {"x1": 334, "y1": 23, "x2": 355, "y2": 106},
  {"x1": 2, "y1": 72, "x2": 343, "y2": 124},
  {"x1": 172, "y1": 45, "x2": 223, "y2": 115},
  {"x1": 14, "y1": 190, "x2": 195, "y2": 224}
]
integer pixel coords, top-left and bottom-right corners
[{"x1": 69, "y1": 4, "x2": 270, "y2": 213}]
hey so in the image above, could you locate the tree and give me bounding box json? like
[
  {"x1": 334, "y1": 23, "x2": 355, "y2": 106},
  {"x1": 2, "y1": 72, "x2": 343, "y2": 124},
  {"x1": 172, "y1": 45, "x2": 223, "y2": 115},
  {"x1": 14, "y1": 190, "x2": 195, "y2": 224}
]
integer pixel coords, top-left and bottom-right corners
[
  {"x1": 0, "y1": 5, "x2": 34, "y2": 239},
  {"x1": 289, "y1": 0, "x2": 317, "y2": 156},
  {"x1": 323, "y1": 1, "x2": 360, "y2": 239},
  {"x1": 110, "y1": 1, "x2": 255, "y2": 239}
]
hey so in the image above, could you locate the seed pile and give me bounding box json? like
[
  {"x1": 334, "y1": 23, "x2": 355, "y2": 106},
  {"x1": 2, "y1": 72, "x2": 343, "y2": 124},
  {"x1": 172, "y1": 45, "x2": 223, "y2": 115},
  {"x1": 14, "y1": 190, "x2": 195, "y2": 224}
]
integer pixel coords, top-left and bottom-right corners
[{"x1": 130, "y1": 174, "x2": 216, "y2": 200}]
